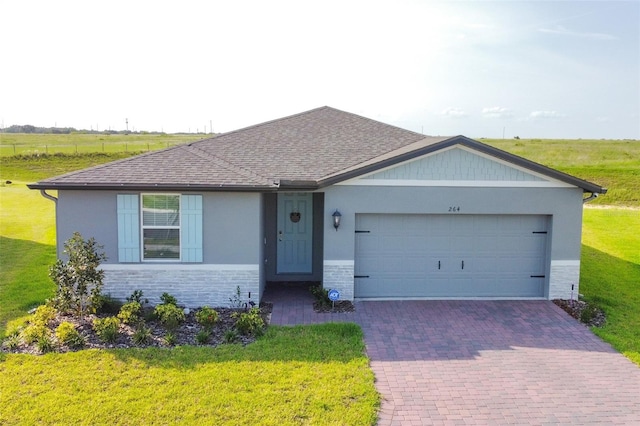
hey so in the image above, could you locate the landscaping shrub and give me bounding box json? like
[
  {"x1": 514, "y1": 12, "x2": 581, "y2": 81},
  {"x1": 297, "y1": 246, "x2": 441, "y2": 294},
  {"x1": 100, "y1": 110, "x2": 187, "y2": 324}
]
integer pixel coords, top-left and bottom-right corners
[
  {"x1": 164, "y1": 331, "x2": 177, "y2": 346},
  {"x1": 55, "y1": 321, "x2": 85, "y2": 348},
  {"x1": 49, "y1": 232, "x2": 107, "y2": 316},
  {"x1": 36, "y1": 334, "x2": 55, "y2": 354},
  {"x1": 93, "y1": 316, "x2": 120, "y2": 343},
  {"x1": 195, "y1": 306, "x2": 219, "y2": 330},
  {"x1": 309, "y1": 284, "x2": 331, "y2": 308},
  {"x1": 118, "y1": 301, "x2": 142, "y2": 325},
  {"x1": 132, "y1": 326, "x2": 152, "y2": 346},
  {"x1": 154, "y1": 304, "x2": 185, "y2": 331},
  {"x1": 233, "y1": 307, "x2": 264, "y2": 336},
  {"x1": 32, "y1": 305, "x2": 57, "y2": 326},
  {"x1": 223, "y1": 329, "x2": 239, "y2": 344},
  {"x1": 195, "y1": 330, "x2": 210, "y2": 345},
  {"x1": 159, "y1": 292, "x2": 178, "y2": 306},
  {"x1": 154, "y1": 293, "x2": 184, "y2": 331}
]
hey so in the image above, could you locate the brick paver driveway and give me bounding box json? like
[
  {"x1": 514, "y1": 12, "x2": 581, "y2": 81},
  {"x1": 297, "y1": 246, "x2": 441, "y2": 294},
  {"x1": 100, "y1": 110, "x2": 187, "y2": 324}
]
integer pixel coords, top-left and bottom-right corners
[{"x1": 354, "y1": 300, "x2": 640, "y2": 425}]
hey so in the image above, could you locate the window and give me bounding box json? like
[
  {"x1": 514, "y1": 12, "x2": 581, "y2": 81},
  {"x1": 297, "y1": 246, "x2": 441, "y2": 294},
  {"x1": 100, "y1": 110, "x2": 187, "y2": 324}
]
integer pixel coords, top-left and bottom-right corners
[
  {"x1": 142, "y1": 194, "x2": 180, "y2": 260},
  {"x1": 117, "y1": 193, "x2": 202, "y2": 263}
]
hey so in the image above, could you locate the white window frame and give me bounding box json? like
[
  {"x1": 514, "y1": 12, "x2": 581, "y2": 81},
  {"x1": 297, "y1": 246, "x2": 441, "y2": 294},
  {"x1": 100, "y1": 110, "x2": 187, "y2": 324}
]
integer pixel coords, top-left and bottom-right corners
[{"x1": 140, "y1": 193, "x2": 181, "y2": 262}]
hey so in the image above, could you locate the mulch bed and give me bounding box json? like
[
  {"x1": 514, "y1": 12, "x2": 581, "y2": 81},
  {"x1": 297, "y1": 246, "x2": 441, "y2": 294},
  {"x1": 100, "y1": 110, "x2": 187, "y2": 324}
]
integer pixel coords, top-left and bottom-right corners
[
  {"x1": 2, "y1": 304, "x2": 273, "y2": 355},
  {"x1": 553, "y1": 299, "x2": 606, "y2": 327}
]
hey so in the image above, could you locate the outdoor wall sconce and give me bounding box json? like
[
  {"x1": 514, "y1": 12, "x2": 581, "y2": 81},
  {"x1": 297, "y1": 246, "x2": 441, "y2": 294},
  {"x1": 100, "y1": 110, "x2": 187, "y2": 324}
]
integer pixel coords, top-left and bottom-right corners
[{"x1": 332, "y1": 210, "x2": 342, "y2": 231}]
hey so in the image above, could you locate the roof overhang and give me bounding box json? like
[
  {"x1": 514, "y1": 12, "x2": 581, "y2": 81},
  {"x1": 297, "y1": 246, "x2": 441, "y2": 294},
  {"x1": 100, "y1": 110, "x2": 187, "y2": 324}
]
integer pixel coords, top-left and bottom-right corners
[
  {"x1": 26, "y1": 182, "x2": 280, "y2": 192},
  {"x1": 317, "y1": 136, "x2": 607, "y2": 194}
]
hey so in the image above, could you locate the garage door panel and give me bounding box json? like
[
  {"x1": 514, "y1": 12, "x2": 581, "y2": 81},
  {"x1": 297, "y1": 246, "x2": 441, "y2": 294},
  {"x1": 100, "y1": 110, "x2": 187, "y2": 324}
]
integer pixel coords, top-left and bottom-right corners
[{"x1": 354, "y1": 214, "x2": 548, "y2": 298}]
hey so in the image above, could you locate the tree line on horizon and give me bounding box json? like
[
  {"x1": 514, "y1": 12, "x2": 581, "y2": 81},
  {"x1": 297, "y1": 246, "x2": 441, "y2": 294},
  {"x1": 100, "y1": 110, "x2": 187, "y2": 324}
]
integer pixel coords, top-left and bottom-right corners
[{"x1": 0, "y1": 124, "x2": 170, "y2": 135}]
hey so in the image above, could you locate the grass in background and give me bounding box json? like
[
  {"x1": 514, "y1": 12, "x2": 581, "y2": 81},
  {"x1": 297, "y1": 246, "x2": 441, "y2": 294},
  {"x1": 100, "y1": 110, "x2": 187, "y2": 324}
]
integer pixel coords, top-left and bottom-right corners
[
  {"x1": 0, "y1": 182, "x2": 57, "y2": 339},
  {"x1": 482, "y1": 138, "x2": 640, "y2": 207},
  {"x1": 581, "y1": 208, "x2": 640, "y2": 365},
  {"x1": 0, "y1": 323, "x2": 379, "y2": 425},
  {"x1": 0, "y1": 132, "x2": 205, "y2": 156}
]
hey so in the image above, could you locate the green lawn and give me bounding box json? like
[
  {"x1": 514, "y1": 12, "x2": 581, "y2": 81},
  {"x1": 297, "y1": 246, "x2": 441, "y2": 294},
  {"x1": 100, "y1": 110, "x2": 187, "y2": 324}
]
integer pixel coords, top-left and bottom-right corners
[
  {"x1": 581, "y1": 207, "x2": 640, "y2": 365},
  {"x1": 0, "y1": 324, "x2": 379, "y2": 425},
  {"x1": 482, "y1": 138, "x2": 640, "y2": 207},
  {"x1": 0, "y1": 132, "x2": 205, "y2": 156}
]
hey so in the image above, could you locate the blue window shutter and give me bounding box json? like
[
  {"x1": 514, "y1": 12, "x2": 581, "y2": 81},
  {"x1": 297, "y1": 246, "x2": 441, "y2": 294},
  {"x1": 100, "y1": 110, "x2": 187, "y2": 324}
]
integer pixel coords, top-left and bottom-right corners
[
  {"x1": 181, "y1": 195, "x2": 203, "y2": 262},
  {"x1": 117, "y1": 194, "x2": 140, "y2": 262}
]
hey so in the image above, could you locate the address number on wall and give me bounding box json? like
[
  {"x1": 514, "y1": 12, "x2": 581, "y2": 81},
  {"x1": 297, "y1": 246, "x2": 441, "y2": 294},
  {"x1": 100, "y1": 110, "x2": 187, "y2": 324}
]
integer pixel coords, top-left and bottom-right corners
[{"x1": 448, "y1": 206, "x2": 461, "y2": 212}]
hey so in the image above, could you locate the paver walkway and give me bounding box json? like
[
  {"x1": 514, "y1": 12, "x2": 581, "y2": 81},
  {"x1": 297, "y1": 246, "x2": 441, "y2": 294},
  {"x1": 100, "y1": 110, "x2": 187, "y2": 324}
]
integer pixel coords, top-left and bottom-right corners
[{"x1": 263, "y1": 283, "x2": 640, "y2": 425}]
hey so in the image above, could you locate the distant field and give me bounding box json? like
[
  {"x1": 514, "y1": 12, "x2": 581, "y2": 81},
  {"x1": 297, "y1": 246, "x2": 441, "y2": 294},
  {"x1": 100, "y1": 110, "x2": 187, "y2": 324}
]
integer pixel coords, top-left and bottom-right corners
[
  {"x1": 482, "y1": 138, "x2": 640, "y2": 208},
  {"x1": 0, "y1": 132, "x2": 206, "y2": 156}
]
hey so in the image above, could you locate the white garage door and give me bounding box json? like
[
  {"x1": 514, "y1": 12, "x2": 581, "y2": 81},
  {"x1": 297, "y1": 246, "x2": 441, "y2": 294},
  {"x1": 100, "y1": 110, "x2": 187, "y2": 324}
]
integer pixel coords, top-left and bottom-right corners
[{"x1": 354, "y1": 214, "x2": 548, "y2": 298}]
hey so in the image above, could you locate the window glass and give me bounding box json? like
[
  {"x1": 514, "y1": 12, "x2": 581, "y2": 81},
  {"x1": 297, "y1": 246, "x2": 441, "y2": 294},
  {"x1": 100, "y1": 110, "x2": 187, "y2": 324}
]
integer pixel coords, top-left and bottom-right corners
[
  {"x1": 142, "y1": 194, "x2": 180, "y2": 260},
  {"x1": 143, "y1": 229, "x2": 180, "y2": 259},
  {"x1": 142, "y1": 194, "x2": 180, "y2": 226}
]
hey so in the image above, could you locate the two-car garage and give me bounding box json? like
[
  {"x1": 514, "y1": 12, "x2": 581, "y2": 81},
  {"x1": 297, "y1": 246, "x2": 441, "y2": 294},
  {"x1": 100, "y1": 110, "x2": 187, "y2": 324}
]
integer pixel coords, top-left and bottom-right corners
[{"x1": 354, "y1": 214, "x2": 549, "y2": 299}]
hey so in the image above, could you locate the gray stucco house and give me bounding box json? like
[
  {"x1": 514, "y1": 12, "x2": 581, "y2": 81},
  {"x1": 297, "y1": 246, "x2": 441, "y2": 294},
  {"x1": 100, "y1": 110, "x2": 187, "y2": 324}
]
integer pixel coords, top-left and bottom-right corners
[{"x1": 29, "y1": 107, "x2": 606, "y2": 307}]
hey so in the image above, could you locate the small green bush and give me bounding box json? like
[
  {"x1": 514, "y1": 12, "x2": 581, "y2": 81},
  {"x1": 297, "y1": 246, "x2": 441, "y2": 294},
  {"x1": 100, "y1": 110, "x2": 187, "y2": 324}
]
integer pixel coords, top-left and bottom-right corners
[
  {"x1": 55, "y1": 322, "x2": 85, "y2": 348},
  {"x1": 155, "y1": 303, "x2": 185, "y2": 331},
  {"x1": 36, "y1": 334, "x2": 55, "y2": 354},
  {"x1": 32, "y1": 304, "x2": 57, "y2": 326},
  {"x1": 21, "y1": 323, "x2": 50, "y2": 345},
  {"x1": 581, "y1": 304, "x2": 599, "y2": 324},
  {"x1": 126, "y1": 290, "x2": 146, "y2": 304},
  {"x1": 132, "y1": 326, "x2": 152, "y2": 346},
  {"x1": 233, "y1": 307, "x2": 264, "y2": 336},
  {"x1": 93, "y1": 316, "x2": 120, "y2": 343},
  {"x1": 195, "y1": 330, "x2": 210, "y2": 345},
  {"x1": 223, "y1": 329, "x2": 238, "y2": 344},
  {"x1": 160, "y1": 293, "x2": 178, "y2": 306},
  {"x1": 164, "y1": 332, "x2": 177, "y2": 346},
  {"x1": 118, "y1": 301, "x2": 142, "y2": 325},
  {"x1": 309, "y1": 285, "x2": 331, "y2": 308},
  {"x1": 195, "y1": 306, "x2": 219, "y2": 330},
  {"x1": 2, "y1": 334, "x2": 21, "y2": 350}
]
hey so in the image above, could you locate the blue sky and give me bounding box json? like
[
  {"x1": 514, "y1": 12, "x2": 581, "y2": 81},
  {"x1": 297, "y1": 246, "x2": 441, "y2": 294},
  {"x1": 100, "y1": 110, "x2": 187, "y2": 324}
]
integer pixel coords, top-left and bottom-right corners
[{"x1": 1, "y1": 0, "x2": 638, "y2": 138}]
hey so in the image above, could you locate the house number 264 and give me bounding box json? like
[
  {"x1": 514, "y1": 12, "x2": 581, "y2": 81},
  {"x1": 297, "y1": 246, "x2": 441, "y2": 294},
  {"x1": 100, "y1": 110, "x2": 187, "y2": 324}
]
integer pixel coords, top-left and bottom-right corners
[{"x1": 448, "y1": 206, "x2": 461, "y2": 212}]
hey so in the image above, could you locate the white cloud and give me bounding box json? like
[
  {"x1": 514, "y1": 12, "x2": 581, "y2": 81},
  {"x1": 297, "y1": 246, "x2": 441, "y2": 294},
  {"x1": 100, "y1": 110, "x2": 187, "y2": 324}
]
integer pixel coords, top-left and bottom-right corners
[
  {"x1": 538, "y1": 25, "x2": 617, "y2": 41},
  {"x1": 529, "y1": 110, "x2": 566, "y2": 119},
  {"x1": 482, "y1": 107, "x2": 514, "y2": 119},
  {"x1": 595, "y1": 116, "x2": 611, "y2": 123},
  {"x1": 442, "y1": 107, "x2": 468, "y2": 118}
]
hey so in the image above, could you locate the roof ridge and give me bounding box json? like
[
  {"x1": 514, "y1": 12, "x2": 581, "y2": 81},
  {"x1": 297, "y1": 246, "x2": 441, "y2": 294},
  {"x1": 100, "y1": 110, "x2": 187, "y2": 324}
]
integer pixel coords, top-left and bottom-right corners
[
  {"x1": 191, "y1": 106, "x2": 333, "y2": 144},
  {"x1": 180, "y1": 145, "x2": 275, "y2": 187}
]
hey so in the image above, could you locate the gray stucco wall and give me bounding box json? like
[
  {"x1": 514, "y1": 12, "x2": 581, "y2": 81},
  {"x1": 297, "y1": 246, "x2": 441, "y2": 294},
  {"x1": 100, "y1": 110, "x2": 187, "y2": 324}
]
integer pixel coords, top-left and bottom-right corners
[
  {"x1": 55, "y1": 190, "x2": 263, "y2": 307},
  {"x1": 321, "y1": 185, "x2": 585, "y2": 300},
  {"x1": 56, "y1": 190, "x2": 262, "y2": 265}
]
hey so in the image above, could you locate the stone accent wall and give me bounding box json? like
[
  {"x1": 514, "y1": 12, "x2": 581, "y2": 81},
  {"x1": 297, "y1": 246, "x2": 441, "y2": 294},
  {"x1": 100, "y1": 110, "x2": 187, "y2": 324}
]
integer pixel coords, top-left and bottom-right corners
[
  {"x1": 101, "y1": 264, "x2": 260, "y2": 308},
  {"x1": 323, "y1": 260, "x2": 355, "y2": 301},
  {"x1": 549, "y1": 260, "x2": 580, "y2": 300}
]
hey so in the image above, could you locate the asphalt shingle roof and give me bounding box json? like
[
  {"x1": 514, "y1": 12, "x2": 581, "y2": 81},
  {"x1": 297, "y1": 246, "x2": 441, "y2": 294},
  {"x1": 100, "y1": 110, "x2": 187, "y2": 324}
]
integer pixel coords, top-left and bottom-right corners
[{"x1": 28, "y1": 106, "x2": 606, "y2": 194}]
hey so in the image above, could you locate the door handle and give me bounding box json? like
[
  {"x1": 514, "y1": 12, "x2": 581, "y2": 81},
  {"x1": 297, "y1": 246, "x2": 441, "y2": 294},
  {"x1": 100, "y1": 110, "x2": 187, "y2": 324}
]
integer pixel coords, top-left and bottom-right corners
[
  {"x1": 461, "y1": 260, "x2": 464, "y2": 270},
  {"x1": 438, "y1": 261, "x2": 441, "y2": 270},
  {"x1": 278, "y1": 230, "x2": 283, "y2": 241}
]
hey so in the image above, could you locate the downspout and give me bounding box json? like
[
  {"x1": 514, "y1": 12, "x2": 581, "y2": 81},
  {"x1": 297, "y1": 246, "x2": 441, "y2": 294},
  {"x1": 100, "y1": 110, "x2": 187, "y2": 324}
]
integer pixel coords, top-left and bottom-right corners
[
  {"x1": 582, "y1": 192, "x2": 598, "y2": 204},
  {"x1": 40, "y1": 189, "x2": 58, "y2": 204}
]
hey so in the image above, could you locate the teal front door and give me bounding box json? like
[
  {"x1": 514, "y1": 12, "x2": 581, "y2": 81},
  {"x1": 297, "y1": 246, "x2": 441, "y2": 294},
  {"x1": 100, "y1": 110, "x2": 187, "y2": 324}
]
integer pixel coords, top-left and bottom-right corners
[{"x1": 277, "y1": 193, "x2": 313, "y2": 274}]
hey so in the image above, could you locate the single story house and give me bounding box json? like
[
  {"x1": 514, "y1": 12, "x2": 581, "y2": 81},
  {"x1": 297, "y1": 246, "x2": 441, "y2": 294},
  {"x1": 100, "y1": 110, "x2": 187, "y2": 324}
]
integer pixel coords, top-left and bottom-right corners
[{"x1": 29, "y1": 107, "x2": 606, "y2": 307}]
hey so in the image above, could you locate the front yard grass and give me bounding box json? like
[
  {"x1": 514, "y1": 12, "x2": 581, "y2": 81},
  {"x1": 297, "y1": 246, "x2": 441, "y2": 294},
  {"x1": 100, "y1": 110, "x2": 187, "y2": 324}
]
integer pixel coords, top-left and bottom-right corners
[
  {"x1": 581, "y1": 207, "x2": 640, "y2": 365},
  {"x1": 0, "y1": 323, "x2": 379, "y2": 425}
]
